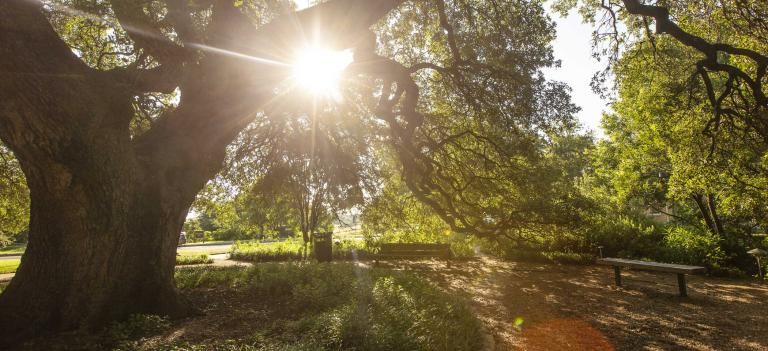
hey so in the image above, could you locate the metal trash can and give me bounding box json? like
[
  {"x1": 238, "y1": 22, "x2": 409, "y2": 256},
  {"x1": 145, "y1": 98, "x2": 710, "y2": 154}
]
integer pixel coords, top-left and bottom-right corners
[{"x1": 313, "y1": 232, "x2": 333, "y2": 262}]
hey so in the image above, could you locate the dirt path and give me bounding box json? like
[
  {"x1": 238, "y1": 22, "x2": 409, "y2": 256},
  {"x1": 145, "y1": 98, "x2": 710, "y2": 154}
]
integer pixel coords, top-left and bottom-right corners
[{"x1": 383, "y1": 258, "x2": 768, "y2": 351}]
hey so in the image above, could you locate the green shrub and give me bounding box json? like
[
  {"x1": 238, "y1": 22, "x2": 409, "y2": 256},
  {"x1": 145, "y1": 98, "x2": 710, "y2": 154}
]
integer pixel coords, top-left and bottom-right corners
[
  {"x1": 231, "y1": 240, "x2": 306, "y2": 262},
  {"x1": 211, "y1": 228, "x2": 250, "y2": 241},
  {"x1": 582, "y1": 213, "x2": 663, "y2": 259},
  {"x1": 0, "y1": 243, "x2": 26, "y2": 255},
  {"x1": 176, "y1": 254, "x2": 213, "y2": 265},
  {"x1": 174, "y1": 264, "x2": 482, "y2": 351},
  {"x1": 661, "y1": 225, "x2": 725, "y2": 267},
  {"x1": 231, "y1": 239, "x2": 378, "y2": 263}
]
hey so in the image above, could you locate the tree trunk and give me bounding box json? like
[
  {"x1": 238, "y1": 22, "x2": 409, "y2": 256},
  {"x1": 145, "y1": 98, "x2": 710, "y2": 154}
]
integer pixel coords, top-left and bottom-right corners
[
  {"x1": 0, "y1": 121, "x2": 216, "y2": 345},
  {"x1": 706, "y1": 193, "x2": 725, "y2": 237},
  {"x1": 692, "y1": 193, "x2": 719, "y2": 236}
]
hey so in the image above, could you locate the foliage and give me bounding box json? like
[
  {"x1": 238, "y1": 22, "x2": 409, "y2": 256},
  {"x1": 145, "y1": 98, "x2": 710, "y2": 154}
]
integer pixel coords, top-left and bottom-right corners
[
  {"x1": 230, "y1": 239, "x2": 376, "y2": 262},
  {"x1": 0, "y1": 244, "x2": 26, "y2": 255},
  {"x1": 363, "y1": 0, "x2": 586, "y2": 241},
  {"x1": 661, "y1": 225, "x2": 726, "y2": 267},
  {"x1": 175, "y1": 254, "x2": 214, "y2": 266},
  {"x1": 173, "y1": 264, "x2": 482, "y2": 351},
  {"x1": 230, "y1": 240, "x2": 306, "y2": 262},
  {"x1": 361, "y1": 175, "x2": 454, "y2": 245},
  {"x1": 574, "y1": 14, "x2": 767, "y2": 269},
  {"x1": 0, "y1": 144, "x2": 29, "y2": 246}
]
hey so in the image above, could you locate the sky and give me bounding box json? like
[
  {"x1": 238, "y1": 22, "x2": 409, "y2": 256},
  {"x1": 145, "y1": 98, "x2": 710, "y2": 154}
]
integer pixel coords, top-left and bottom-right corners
[
  {"x1": 543, "y1": 9, "x2": 610, "y2": 136},
  {"x1": 294, "y1": 0, "x2": 608, "y2": 135}
]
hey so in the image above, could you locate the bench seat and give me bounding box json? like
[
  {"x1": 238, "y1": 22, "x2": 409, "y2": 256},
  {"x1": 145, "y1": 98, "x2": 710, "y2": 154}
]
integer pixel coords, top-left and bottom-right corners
[{"x1": 597, "y1": 258, "x2": 705, "y2": 297}]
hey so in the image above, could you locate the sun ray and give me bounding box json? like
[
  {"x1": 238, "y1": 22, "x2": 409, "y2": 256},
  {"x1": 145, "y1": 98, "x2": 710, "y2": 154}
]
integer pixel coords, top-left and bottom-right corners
[{"x1": 291, "y1": 47, "x2": 353, "y2": 99}]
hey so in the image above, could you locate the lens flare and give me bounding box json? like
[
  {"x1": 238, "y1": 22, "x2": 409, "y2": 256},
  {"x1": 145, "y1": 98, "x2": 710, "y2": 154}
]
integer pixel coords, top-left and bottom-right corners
[{"x1": 292, "y1": 47, "x2": 353, "y2": 99}]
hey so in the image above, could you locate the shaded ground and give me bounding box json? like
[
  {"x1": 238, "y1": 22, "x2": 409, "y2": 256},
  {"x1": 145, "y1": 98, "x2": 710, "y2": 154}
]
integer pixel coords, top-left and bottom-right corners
[
  {"x1": 382, "y1": 257, "x2": 768, "y2": 350},
  {"x1": 7, "y1": 258, "x2": 768, "y2": 350}
]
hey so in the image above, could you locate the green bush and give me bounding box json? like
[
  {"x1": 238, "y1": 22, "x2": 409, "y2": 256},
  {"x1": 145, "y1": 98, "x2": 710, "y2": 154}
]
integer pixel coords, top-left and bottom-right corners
[
  {"x1": 661, "y1": 225, "x2": 725, "y2": 267},
  {"x1": 174, "y1": 264, "x2": 482, "y2": 351},
  {"x1": 176, "y1": 254, "x2": 213, "y2": 266},
  {"x1": 231, "y1": 240, "x2": 306, "y2": 262},
  {"x1": 231, "y1": 239, "x2": 378, "y2": 263},
  {"x1": 211, "y1": 228, "x2": 251, "y2": 241},
  {"x1": 582, "y1": 213, "x2": 663, "y2": 259}
]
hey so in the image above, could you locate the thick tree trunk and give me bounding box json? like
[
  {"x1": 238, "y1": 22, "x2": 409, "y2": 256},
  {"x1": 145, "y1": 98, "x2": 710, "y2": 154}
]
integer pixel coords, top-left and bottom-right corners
[{"x1": 0, "y1": 131, "x2": 207, "y2": 346}]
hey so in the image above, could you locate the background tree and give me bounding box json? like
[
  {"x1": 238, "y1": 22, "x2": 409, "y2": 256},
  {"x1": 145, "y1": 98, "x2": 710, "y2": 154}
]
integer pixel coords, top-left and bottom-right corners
[{"x1": 0, "y1": 143, "x2": 29, "y2": 246}]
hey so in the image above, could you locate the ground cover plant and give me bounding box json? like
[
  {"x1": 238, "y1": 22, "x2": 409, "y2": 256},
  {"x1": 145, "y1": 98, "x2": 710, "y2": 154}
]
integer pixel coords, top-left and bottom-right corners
[
  {"x1": 174, "y1": 254, "x2": 213, "y2": 266},
  {"x1": 230, "y1": 239, "x2": 375, "y2": 262},
  {"x1": 171, "y1": 264, "x2": 482, "y2": 351},
  {"x1": 17, "y1": 263, "x2": 482, "y2": 350}
]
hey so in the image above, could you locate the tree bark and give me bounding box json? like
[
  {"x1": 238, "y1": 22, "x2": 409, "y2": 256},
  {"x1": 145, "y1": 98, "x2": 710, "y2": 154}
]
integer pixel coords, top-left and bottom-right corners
[
  {"x1": 692, "y1": 193, "x2": 725, "y2": 238},
  {"x1": 706, "y1": 193, "x2": 725, "y2": 237}
]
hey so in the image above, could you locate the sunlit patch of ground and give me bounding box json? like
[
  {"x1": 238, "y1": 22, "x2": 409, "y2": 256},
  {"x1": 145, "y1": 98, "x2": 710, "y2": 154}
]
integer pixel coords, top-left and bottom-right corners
[{"x1": 380, "y1": 257, "x2": 768, "y2": 350}]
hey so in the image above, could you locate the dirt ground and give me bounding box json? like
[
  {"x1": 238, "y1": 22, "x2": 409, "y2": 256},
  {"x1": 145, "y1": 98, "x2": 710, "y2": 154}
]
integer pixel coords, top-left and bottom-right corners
[
  {"x1": 10, "y1": 258, "x2": 768, "y2": 350},
  {"x1": 384, "y1": 257, "x2": 768, "y2": 351}
]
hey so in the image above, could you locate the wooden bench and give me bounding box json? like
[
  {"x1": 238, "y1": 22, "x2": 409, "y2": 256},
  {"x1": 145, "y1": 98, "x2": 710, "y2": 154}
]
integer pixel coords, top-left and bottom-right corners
[
  {"x1": 375, "y1": 243, "x2": 452, "y2": 266},
  {"x1": 597, "y1": 258, "x2": 705, "y2": 297}
]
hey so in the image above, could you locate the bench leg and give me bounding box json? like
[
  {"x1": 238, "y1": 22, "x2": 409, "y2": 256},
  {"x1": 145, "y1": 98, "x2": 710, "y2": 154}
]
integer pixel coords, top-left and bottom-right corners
[
  {"x1": 613, "y1": 266, "x2": 622, "y2": 286},
  {"x1": 677, "y1": 273, "x2": 687, "y2": 297}
]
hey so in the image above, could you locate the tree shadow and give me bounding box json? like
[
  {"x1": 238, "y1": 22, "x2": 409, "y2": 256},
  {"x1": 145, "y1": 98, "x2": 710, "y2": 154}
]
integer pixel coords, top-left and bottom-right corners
[{"x1": 393, "y1": 258, "x2": 768, "y2": 350}]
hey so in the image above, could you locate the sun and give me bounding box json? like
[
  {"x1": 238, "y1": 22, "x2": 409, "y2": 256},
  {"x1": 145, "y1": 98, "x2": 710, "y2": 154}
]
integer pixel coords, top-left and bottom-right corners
[{"x1": 292, "y1": 47, "x2": 353, "y2": 98}]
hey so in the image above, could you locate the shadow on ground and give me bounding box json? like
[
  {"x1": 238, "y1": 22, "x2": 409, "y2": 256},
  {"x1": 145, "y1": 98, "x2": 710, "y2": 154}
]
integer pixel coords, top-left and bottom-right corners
[{"x1": 380, "y1": 257, "x2": 768, "y2": 351}]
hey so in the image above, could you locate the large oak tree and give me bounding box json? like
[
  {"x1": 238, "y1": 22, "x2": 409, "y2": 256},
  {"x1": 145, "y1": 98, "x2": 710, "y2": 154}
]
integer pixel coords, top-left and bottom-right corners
[
  {"x1": 0, "y1": 0, "x2": 401, "y2": 344},
  {"x1": 2, "y1": 0, "x2": 765, "y2": 346}
]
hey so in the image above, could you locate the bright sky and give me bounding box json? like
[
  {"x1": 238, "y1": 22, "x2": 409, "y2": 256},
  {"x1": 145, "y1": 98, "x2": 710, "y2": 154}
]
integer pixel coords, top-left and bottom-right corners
[
  {"x1": 543, "y1": 9, "x2": 609, "y2": 136},
  {"x1": 293, "y1": 1, "x2": 607, "y2": 135}
]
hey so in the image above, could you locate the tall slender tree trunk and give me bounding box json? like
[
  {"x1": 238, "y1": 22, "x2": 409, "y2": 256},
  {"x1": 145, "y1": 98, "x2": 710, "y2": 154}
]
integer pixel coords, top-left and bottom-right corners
[{"x1": 692, "y1": 194, "x2": 719, "y2": 236}]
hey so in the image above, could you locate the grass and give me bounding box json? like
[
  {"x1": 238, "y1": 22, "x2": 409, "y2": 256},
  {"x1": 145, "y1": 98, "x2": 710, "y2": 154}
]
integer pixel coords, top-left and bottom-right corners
[
  {"x1": 175, "y1": 254, "x2": 213, "y2": 266},
  {"x1": 0, "y1": 243, "x2": 26, "y2": 255},
  {"x1": 166, "y1": 263, "x2": 483, "y2": 351},
  {"x1": 0, "y1": 259, "x2": 20, "y2": 274}
]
